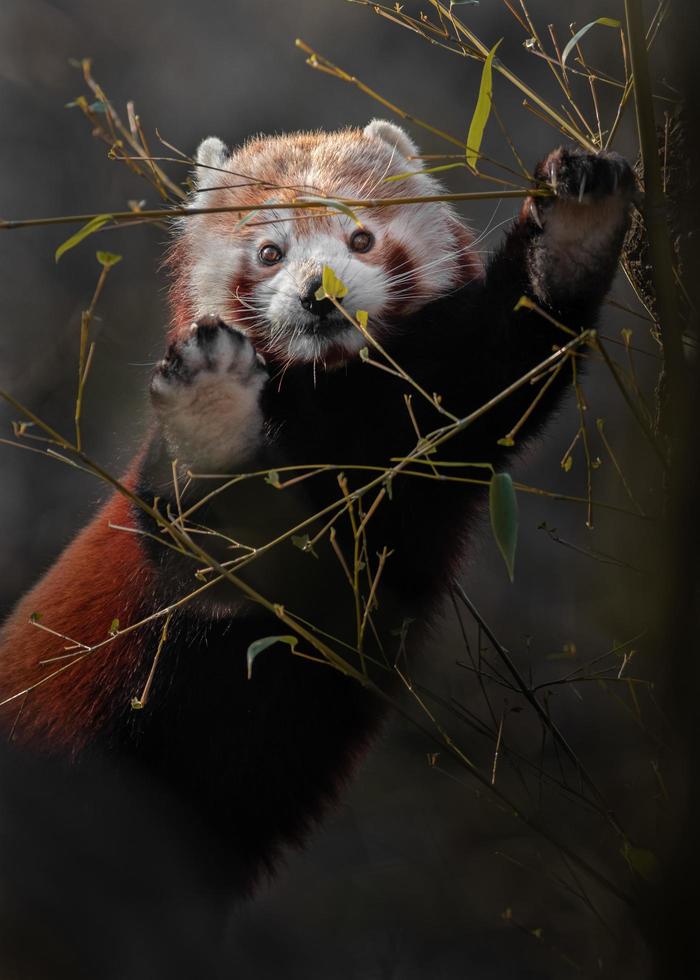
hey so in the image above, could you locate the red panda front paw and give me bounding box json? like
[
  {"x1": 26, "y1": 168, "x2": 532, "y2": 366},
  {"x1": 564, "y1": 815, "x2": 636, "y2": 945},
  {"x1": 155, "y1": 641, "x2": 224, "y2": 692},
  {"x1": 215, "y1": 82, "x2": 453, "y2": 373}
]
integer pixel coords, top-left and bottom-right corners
[
  {"x1": 535, "y1": 147, "x2": 637, "y2": 208},
  {"x1": 150, "y1": 316, "x2": 268, "y2": 471},
  {"x1": 521, "y1": 148, "x2": 637, "y2": 301},
  {"x1": 524, "y1": 147, "x2": 638, "y2": 234},
  {"x1": 151, "y1": 316, "x2": 266, "y2": 397}
]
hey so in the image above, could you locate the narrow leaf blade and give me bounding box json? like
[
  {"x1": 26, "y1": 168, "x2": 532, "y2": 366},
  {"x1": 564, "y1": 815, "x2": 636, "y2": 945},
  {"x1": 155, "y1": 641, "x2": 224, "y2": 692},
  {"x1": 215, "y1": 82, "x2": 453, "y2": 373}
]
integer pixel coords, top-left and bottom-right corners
[
  {"x1": 246, "y1": 635, "x2": 298, "y2": 679},
  {"x1": 561, "y1": 19, "x2": 621, "y2": 67},
  {"x1": 296, "y1": 195, "x2": 363, "y2": 227},
  {"x1": 235, "y1": 198, "x2": 280, "y2": 229},
  {"x1": 489, "y1": 472, "x2": 519, "y2": 581},
  {"x1": 55, "y1": 214, "x2": 112, "y2": 263},
  {"x1": 466, "y1": 39, "x2": 502, "y2": 171}
]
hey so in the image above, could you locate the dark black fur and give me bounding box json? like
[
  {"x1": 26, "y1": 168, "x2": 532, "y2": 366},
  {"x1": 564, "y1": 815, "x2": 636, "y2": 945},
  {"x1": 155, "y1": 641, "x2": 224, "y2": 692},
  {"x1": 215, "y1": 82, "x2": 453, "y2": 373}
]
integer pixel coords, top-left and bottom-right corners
[{"x1": 91, "y1": 148, "x2": 636, "y2": 900}]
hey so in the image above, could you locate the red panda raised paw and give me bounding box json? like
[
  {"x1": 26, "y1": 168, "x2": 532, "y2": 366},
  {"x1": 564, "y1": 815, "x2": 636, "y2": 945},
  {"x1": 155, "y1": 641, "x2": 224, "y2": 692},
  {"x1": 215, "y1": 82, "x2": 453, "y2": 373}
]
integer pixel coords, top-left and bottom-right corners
[{"x1": 150, "y1": 315, "x2": 268, "y2": 472}]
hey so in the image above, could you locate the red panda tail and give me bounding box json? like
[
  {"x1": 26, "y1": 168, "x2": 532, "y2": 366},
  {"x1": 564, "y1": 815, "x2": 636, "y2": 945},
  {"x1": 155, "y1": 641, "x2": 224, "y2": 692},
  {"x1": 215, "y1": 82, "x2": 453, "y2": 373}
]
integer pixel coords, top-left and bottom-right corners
[{"x1": 0, "y1": 471, "x2": 153, "y2": 753}]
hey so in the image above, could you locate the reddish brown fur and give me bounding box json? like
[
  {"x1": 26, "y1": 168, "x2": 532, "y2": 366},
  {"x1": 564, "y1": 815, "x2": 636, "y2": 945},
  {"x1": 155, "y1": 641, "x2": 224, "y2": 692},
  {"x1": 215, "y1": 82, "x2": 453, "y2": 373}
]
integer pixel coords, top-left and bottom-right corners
[
  {"x1": 0, "y1": 475, "x2": 152, "y2": 752},
  {"x1": 381, "y1": 238, "x2": 417, "y2": 317},
  {"x1": 451, "y1": 219, "x2": 485, "y2": 284},
  {"x1": 164, "y1": 237, "x2": 197, "y2": 338}
]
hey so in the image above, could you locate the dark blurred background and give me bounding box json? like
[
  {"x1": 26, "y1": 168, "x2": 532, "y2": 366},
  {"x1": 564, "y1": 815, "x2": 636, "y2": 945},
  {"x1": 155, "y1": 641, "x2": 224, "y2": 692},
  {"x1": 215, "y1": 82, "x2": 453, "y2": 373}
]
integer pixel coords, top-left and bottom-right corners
[{"x1": 0, "y1": 1, "x2": 677, "y2": 977}]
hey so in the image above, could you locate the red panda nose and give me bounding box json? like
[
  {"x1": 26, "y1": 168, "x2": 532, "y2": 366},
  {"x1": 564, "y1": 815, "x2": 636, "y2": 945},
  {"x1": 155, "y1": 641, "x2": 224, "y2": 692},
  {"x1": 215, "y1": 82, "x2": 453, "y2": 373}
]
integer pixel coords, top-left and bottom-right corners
[{"x1": 300, "y1": 278, "x2": 340, "y2": 319}]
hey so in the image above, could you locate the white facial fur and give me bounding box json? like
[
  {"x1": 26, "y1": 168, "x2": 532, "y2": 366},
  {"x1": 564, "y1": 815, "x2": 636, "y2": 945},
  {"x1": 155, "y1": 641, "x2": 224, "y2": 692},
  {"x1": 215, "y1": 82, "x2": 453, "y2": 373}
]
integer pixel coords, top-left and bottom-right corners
[
  {"x1": 252, "y1": 226, "x2": 388, "y2": 362},
  {"x1": 176, "y1": 121, "x2": 479, "y2": 365}
]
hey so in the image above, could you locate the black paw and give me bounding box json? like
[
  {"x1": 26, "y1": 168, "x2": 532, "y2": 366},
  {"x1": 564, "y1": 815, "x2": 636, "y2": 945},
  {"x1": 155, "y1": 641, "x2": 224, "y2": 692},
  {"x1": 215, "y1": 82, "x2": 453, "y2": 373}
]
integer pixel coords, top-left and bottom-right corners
[
  {"x1": 151, "y1": 316, "x2": 267, "y2": 399},
  {"x1": 534, "y1": 147, "x2": 638, "y2": 206}
]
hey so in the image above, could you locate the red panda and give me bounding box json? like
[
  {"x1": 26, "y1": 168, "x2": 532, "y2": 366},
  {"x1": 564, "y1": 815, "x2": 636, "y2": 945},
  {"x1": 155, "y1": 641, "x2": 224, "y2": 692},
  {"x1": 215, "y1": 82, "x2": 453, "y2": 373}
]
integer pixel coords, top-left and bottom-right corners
[{"x1": 0, "y1": 120, "x2": 636, "y2": 900}]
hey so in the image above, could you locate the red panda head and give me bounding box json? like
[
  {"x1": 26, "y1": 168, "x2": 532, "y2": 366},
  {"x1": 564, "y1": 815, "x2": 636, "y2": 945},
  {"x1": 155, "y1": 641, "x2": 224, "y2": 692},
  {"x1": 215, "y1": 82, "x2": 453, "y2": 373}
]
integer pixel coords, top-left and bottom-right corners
[{"x1": 167, "y1": 120, "x2": 483, "y2": 367}]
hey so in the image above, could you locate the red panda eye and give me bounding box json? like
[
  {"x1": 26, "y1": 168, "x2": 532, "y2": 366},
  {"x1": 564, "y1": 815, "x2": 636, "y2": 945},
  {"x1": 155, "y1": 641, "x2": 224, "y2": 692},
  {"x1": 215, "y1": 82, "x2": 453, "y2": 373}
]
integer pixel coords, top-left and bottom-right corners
[
  {"x1": 349, "y1": 230, "x2": 374, "y2": 253},
  {"x1": 259, "y1": 244, "x2": 284, "y2": 265}
]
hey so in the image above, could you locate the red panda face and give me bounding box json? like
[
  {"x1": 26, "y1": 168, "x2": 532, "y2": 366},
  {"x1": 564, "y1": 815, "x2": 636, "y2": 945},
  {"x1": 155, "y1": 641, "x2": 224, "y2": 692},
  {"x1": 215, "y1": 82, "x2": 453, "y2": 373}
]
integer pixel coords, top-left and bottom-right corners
[{"x1": 168, "y1": 120, "x2": 483, "y2": 367}]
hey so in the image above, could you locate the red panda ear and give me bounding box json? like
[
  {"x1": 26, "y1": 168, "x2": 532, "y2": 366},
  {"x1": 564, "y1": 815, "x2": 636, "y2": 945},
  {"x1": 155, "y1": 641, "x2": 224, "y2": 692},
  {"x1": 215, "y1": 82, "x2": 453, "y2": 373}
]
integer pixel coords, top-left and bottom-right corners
[
  {"x1": 363, "y1": 120, "x2": 422, "y2": 167},
  {"x1": 194, "y1": 136, "x2": 229, "y2": 187}
]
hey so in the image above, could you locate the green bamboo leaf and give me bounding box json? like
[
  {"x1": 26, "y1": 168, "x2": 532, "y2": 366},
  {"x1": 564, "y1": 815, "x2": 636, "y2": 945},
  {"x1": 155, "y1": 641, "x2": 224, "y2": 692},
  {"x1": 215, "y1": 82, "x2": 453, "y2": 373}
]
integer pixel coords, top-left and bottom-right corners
[
  {"x1": 246, "y1": 635, "x2": 298, "y2": 680},
  {"x1": 96, "y1": 250, "x2": 122, "y2": 268},
  {"x1": 108, "y1": 618, "x2": 120, "y2": 637},
  {"x1": 55, "y1": 214, "x2": 112, "y2": 263},
  {"x1": 466, "y1": 38, "x2": 502, "y2": 172},
  {"x1": 514, "y1": 295, "x2": 536, "y2": 312},
  {"x1": 561, "y1": 18, "x2": 621, "y2": 67},
  {"x1": 296, "y1": 195, "x2": 363, "y2": 227},
  {"x1": 489, "y1": 472, "x2": 518, "y2": 581},
  {"x1": 235, "y1": 198, "x2": 280, "y2": 229},
  {"x1": 315, "y1": 265, "x2": 349, "y2": 302}
]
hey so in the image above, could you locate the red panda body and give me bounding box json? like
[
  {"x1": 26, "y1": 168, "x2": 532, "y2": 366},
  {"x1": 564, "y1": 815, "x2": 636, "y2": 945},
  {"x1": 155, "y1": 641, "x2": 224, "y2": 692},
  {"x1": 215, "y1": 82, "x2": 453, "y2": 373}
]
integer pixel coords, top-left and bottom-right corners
[{"x1": 0, "y1": 122, "x2": 636, "y2": 900}]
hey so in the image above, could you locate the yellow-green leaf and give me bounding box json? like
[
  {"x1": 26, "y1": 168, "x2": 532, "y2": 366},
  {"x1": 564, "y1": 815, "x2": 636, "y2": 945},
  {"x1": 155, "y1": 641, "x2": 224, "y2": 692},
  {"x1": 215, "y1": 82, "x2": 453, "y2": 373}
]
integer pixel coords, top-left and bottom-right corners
[
  {"x1": 489, "y1": 471, "x2": 518, "y2": 581},
  {"x1": 246, "y1": 635, "x2": 298, "y2": 680},
  {"x1": 356, "y1": 310, "x2": 369, "y2": 329},
  {"x1": 55, "y1": 214, "x2": 112, "y2": 263},
  {"x1": 96, "y1": 250, "x2": 122, "y2": 268},
  {"x1": 316, "y1": 265, "x2": 348, "y2": 302},
  {"x1": 466, "y1": 39, "x2": 502, "y2": 172},
  {"x1": 514, "y1": 295, "x2": 536, "y2": 312},
  {"x1": 108, "y1": 618, "x2": 120, "y2": 637},
  {"x1": 561, "y1": 19, "x2": 621, "y2": 67}
]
